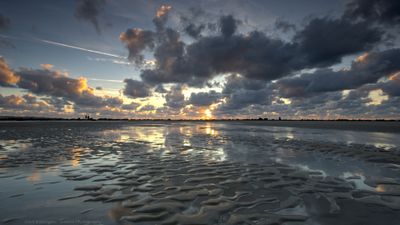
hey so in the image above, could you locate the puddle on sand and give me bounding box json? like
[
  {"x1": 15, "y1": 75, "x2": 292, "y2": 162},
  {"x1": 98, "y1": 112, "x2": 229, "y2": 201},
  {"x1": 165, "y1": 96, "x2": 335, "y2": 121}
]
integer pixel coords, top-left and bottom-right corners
[{"x1": 0, "y1": 121, "x2": 400, "y2": 225}]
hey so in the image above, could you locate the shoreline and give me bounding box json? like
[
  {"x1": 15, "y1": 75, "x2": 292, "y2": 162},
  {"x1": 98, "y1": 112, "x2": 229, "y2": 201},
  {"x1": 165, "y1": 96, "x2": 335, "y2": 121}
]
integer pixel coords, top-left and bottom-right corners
[{"x1": 1, "y1": 119, "x2": 400, "y2": 133}]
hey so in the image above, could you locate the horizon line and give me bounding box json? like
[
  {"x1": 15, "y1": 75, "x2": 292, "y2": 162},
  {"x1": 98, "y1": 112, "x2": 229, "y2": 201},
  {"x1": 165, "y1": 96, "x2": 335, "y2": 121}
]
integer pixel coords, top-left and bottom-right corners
[{"x1": 0, "y1": 116, "x2": 399, "y2": 122}]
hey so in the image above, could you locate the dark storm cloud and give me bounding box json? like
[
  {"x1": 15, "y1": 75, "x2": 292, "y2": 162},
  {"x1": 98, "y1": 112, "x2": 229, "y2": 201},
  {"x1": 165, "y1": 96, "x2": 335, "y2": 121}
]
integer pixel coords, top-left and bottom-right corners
[
  {"x1": 214, "y1": 88, "x2": 398, "y2": 119},
  {"x1": 379, "y1": 81, "x2": 400, "y2": 97},
  {"x1": 294, "y1": 17, "x2": 383, "y2": 67},
  {"x1": 222, "y1": 74, "x2": 266, "y2": 94},
  {"x1": 184, "y1": 30, "x2": 298, "y2": 81},
  {"x1": 16, "y1": 69, "x2": 92, "y2": 99},
  {"x1": 219, "y1": 88, "x2": 272, "y2": 110},
  {"x1": 283, "y1": 91, "x2": 368, "y2": 118},
  {"x1": 164, "y1": 85, "x2": 185, "y2": 109},
  {"x1": 132, "y1": 9, "x2": 385, "y2": 88},
  {"x1": 122, "y1": 9, "x2": 306, "y2": 86},
  {"x1": 274, "y1": 19, "x2": 296, "y2": 33},
  {"x1": 141, "y1": 30, "x2": 301, "y2": 86},
  {"x1": 121, "y1": 102, "x2": 140, "y2": 111},
  {"x1": 118, "y1": 2, "x2": 400, "y2": 118},
  {"x1": 154, "y1": 84, "x2": 167, "y2": 93},
  {"x1": 274, "y1": 76, "x2": 311, "y2": 98},
  {"x1": 345, "y1": 0, "x2": 400, "y2": 25},
  {"x1": 103, "y1": 96, "x2": 123, "y2": 107},
  {"x1": 217, "y1": 74, "x2": 272, "y2": 111},
  {"x1": 305, "y1": 88, "x2": 399, "y2": 119},
  {"x1": 120, "y1": 5, "x2": 176, "y2": 65},
  {"x1": 119, "y1": 28, "x2": 155, "y2": 64},
  {"x1": 123, "y1": 79, "x2": 151, "y2": 98},
  {"x1": 187, "y1": 90, "x2": 221, "y2": 106},
  {"x1": 219, "y1": 15, "x2": 238, "y2": 37},
  {"x1": 291, "y1": 92, "x2": 344, "y2": 110},
  {"x1": 0, "y1": 13, "x2": 10, "y2": 30},
  {"x1": 154, "y1": 28, "x2": 185, "y2": 70},
  {"x1": 375, "y1": 73, "x2": 400, "y2": 97},
  {"x1": 180, "y1": 7, "x2": 208, "y2": 39},
  {"x1": 139, "y1": 27, "x2": 187, "y2": 85},
  {"x1": 184, "y1": 23, "x2": 205, "y2": 39},
  {"x1": 275, "y1": 49, "x2": 400, "y2": 97},
  {"x1": 74, "y1": 0, "x2": 106, "y2": 34}
]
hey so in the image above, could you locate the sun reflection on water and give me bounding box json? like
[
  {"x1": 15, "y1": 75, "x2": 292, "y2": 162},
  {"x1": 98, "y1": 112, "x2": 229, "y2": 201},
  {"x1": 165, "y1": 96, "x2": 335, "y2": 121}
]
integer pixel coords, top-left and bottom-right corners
[
  {"x1": 373, "y1": 143, "x2": 396, "y2": 150},
  {"x1": 375, "y1": 185, "x2": 386, "y2": 193},
  {"x1": 199, "y1": 123, "x2": 219, "y2": 136},
  {"x1": 69, "y1": 147, "x2": 90, "y2": 167},
  {"x1": 26, "y1": 169, "x2": 41, "y2": 182},
  {"x1": 208, "y1": 147, "x2": 227, "y2": 162},
  {"x1": 118, "y1": 134, "x2": 131, "y2": 143},
  {"x1": 95, "y1": 123, "x2": 228, "y2": 162}
]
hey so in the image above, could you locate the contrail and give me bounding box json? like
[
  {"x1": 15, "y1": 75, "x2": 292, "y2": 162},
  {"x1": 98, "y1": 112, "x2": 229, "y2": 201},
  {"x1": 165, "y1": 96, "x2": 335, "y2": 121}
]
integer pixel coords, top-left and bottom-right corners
[
  {"x1": 0, "y1": 34, "x2": 125, "y2": 59},
  {"x1": 86, "y1": 77, "x2": 123, "y2": 83},
  {"x1": 37, "y1": 38, "x2": 125, "y2": 59}
]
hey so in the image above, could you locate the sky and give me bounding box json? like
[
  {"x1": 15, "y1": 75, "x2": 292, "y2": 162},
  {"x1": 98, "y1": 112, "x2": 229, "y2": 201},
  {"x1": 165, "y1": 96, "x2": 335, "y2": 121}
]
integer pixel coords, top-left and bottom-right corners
[{"x1": 0, "y1": 0, "x2": 399, "y2": 119}]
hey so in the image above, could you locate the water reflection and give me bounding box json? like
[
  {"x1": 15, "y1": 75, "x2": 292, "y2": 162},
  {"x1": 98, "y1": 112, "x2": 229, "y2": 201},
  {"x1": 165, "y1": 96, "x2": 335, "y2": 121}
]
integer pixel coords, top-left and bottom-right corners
[
  {"x1": 71, "y1": 148, "x2": 82, "y2": 167},
  {"x1": 374, "y1": 143, "x2": 396, "y2": 150},
  {"x1": 1, "y1": 121, "x2": 400, "y2": 225},
  {"x1": 202, "y1": 123, "x2": 219, "y2": 136},
  {"x1": 209, "y1": 147, "x2": 226, "y2": 161},
  {"x1": 0, "y1": 139, "x2": 32, "y2": 160},
  {"x1": 26, "y1": 169, "x2": 41, "y2": 182},
  {"x1": 95, "y1": 123, "x2": 227, "y2": 162},
  {"x1": 118, "y1": 134, "x2": 131, "y2": 143},
  {"x1": 375, "y1": 185, "x2": 386, "y2": 193}
]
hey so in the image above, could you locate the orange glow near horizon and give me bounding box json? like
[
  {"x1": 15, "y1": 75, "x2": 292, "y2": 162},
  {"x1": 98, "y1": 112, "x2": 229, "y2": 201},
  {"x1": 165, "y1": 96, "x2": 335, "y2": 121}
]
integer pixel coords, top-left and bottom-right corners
[{"x1": 204, "y1": 108, "x2": 212, "y2": 119}]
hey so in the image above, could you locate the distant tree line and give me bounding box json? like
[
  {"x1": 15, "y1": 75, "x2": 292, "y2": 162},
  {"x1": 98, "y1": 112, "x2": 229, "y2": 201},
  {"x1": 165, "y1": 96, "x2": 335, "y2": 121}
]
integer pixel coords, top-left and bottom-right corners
[{"x1": 0, "y1": 116, "x2": 399, "y2": 122}]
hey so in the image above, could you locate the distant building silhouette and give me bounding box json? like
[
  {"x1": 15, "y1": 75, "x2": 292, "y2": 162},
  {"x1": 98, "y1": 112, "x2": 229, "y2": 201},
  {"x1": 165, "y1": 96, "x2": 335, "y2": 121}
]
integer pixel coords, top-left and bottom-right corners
[{"x1": 83, "y1": 114, "x2": 94, "y2": 120}]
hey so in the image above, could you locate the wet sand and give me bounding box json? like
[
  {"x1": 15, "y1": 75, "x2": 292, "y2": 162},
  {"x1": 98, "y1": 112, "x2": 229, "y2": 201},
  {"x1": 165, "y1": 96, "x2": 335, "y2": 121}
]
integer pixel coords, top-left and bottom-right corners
[
  {"x1": 0, "y1": 121, "x2": 400, "y2": 225},
  {"x1": 234, "y1": 120, "x2": 400, "y2": 133}
]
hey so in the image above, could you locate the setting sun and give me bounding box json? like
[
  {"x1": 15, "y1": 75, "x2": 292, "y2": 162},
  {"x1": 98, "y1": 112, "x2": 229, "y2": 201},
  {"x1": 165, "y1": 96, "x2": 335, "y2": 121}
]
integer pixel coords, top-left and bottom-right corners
[{"x1": 204, "y1": 108, "x2": 213, "y2": 119}]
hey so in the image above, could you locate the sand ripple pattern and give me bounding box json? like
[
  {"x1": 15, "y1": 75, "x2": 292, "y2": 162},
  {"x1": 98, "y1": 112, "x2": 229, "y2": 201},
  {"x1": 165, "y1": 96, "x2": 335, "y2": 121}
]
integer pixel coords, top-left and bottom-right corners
[{"x1": 1, "y1": 122, "x2": 400, "y2": 225}]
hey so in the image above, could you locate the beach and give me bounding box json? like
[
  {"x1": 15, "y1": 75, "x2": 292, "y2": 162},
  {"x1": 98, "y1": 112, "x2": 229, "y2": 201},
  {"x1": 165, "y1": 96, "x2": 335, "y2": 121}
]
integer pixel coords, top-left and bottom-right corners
[{"x1": 1, "y1": 121, "x2": 400, "y2": 225}]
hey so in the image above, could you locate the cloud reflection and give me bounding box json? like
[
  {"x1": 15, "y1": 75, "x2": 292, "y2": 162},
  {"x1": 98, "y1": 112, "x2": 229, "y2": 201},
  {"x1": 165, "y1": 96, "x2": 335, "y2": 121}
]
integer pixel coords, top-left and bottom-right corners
[{"x1": 98, "y1": 123, "x2": 227, "y2": 162}]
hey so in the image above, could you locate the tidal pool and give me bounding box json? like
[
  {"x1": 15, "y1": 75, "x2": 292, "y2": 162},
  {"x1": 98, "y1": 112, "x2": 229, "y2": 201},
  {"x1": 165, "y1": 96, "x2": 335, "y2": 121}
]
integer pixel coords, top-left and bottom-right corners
[{"x1": 0, "y1": 121, "x2": 400, "y2": 225}]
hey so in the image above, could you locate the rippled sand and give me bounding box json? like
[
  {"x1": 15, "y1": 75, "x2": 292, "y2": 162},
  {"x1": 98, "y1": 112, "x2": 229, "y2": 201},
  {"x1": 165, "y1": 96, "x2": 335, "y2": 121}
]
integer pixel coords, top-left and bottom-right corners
[{"x1": 1, "y1": 121, "x2": 400, "y2": 225}]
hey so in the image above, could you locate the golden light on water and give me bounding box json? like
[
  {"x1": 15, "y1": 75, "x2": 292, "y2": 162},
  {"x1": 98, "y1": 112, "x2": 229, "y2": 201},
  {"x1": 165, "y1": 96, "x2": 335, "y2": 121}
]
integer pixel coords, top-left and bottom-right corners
[
  {"x1": 70, "y1": 147, "x2": 85, "y2": 167},
  {"x1": 375, "y1": 185, "x2": 386, "y2": 193},
  {"x1": 117, "y1": 134, "x2": 130, "y2": 142},
  {"x1": 27, "y1": 169, "x2": 41, "y2": 182},
  {"x1": 203, "y1": 123, "x2": 219, "y2": 136}
]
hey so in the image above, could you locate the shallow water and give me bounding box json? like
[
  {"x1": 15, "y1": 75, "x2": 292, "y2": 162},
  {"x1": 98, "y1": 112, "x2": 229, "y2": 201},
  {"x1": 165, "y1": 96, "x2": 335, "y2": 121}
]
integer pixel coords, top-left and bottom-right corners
[{"x1": 1, "y1": 121, "x2": 400, "y2": 225}]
